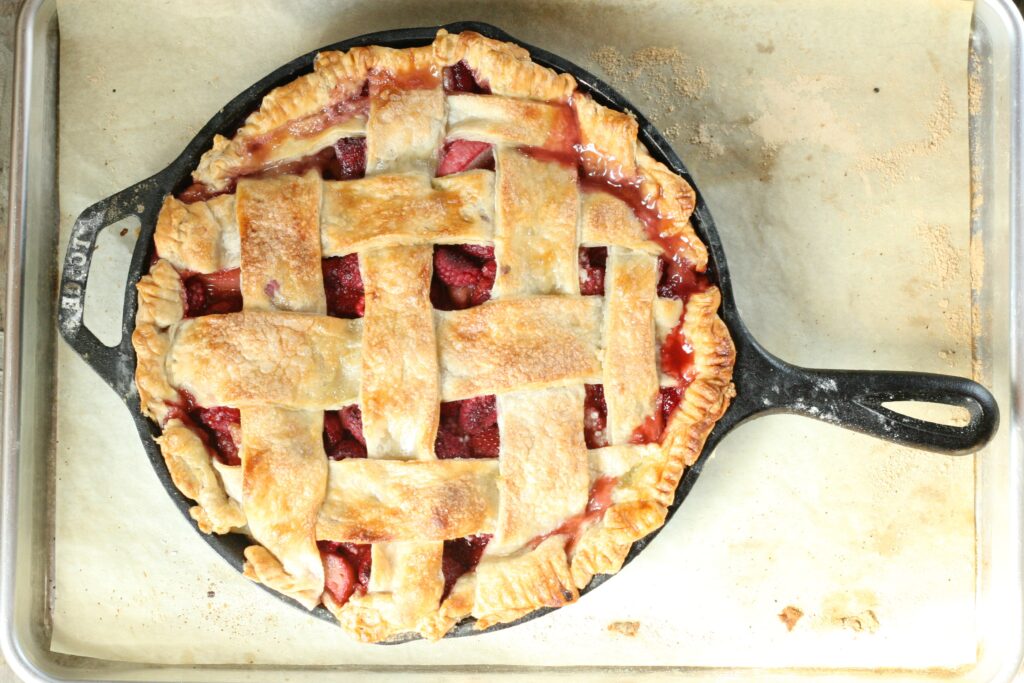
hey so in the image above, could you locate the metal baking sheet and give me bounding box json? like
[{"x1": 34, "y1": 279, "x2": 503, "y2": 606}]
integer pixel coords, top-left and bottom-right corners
[{"x1": 2, "y1": 0, "x2": 1022, "y2": 680}]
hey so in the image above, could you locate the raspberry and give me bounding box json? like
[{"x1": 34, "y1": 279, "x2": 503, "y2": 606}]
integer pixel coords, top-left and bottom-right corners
[
  {"x1": 323, "y1": 254, "x2": 365, "y2": 318},
  {"x1": 459, "y1": 395, "x2": 497, "y2": 435},
  {"x1": 469, "y1": 425, "x2": 500, "y2": 458},
  {"x1": 434, "y1": 246, "x2": 483, "y2": 287},
  {"x1": 184, "y1": 278, "x2": 207, "y2": 317},
  {"x1": 579, "y1": 247, "x2": 607, "y2": 296},
  {"x1": 340, "y1": 404, "x2": 364, "y2": 445},
  {"x1": 461, "y1": 244, "x2": 495, "y2": 259},
  {"x1": 443, "y1": 61, "x2": 487, "y2": 94},
  {"x1": 435, "y1": 427, "x2": 471, "y2": 459},
  {"x1": 334, "y1": 137, "x2": 366, "y2": 180}
]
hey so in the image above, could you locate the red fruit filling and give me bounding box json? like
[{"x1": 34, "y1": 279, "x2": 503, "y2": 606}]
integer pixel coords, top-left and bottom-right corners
[
  {"x1": 323, "y1": 406, "x2": 367, "y2": 460},
  {"x1": 583, "y1": 384, "x2": 609, "y2": 449},
  {"x1": 657, "y1": 255, "x2": 710, "y2": 301},
  {"x1": 533, "y1": 476, "x2": 617, "y2": 552},
  {"x1": 322, "y1": 253, "x2": 365, "y2": 318},
  {"x1": 435, "y1": 395, "x2": 499, "y2": 459},
  {"x1": 631, "y1": 387, "x2": 687, "y2": 445},
  {"x1": 660, "y1": 320, "x2": 696, "y2": 383},
  {"x1": 332, "y1": 137, "x2": 367, "y2": 180},
  {"x1": 320, "y1": 540, "x2": 372, "y2": 607},
  {"x1": 437, "y1": 139, "x2": 495, "y2": 177},
  {"x1": 430, "y1": 245, "x2": 496, "y2": 311},
  {"x1": 578, "y1": 247, "x2": 607, "y2": 296},
  {"x1": 442, "y1": 61, "x2": 490, "y2": 94},
  {"x1": 182, "y1": 268, "x2": 242, "y2": 317},
  {"x1": 166, "y1": 390, "x2": 241, "y2": 466},
  {"x1": 178, "y1": 181, "x2": 233, "y2": 204},
  {"x1": 441, "y1": 534, "x2": 491, "y2": 601}
]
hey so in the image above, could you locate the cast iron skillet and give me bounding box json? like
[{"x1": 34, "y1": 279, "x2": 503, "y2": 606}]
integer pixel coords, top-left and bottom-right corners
[{"x1": 58, "y1": 22, "x2": 999, "y2": 641}]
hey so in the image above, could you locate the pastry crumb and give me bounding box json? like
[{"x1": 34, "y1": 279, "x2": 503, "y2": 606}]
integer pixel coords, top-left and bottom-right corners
[
  {"x1": 778, "y1": 605, "x2": 803, "y2": 631},
  {"x1": 607, "y1": 620, "x2": 640, "y2": 637}
]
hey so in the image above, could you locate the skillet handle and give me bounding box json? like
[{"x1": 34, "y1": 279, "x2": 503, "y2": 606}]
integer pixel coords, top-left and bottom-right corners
[
  {"x1": 58, "y1": 177, "x2": 164, "y2": 398},
  {"x1": 715, "y1": 336, "x2": 999, "y2": 455}
]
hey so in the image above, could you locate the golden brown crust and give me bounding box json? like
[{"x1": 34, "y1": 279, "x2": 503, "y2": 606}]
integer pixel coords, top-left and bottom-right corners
[
  {"x1": 637, "y1": 150, "x2": 707, "y2": 270},
  {"x1": 321, "y1": 171, "x2": 494, "y2": 256},
  {"x1": 135, "y1": 28, "x2": 738, "y2": 644},
  {"x1": 492, "y1": 387, "x2": 589, "y2": 553},
  {"x1": 154, "y1": 195, "x2": 239, "y2": 273},
  {"x1": 492, "y1": 148, "x2": 580, "y2": 297},
  {"x1": 156, "y1": 419, "x2": 246, "y2": 534},
  {"x1": 133, "y1": 259, "x2": 184, "y2": 423},
  {"x1": 360, "y1": 246, "x2": 439, "y2": 459},
  {"x1": 240, "y1": 406, "x2": 327, "y2": 610},
  {"x1": 237, "y1": 171, "x2": 326, "y2": 313},
  {"x1": 436, "y1": 297, "x2": 602, "y2": 400},
  {"x1": 603, "y1": 249, "x2": 660, "y2": 445},
  {"x1": 569, "y1": 500, "x2": 667, "y2": 588},
  {"x1": 574, "y1": 94, "x2": 639, "y2": 181},
  {"x1": 472, "y1": 536, "x2": 578, "y2": 629},
  {"x1": 166, "y1": 311, "x2": 363, "y2": 409},
  {"x1": 317, "y1": 459, "x2": 499, "y2": 543}
]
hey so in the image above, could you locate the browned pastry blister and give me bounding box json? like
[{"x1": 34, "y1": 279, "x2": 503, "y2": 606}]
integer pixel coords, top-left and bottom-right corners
[{"x1": 132, "y1": 28, "x2": 735, "y2": 643}]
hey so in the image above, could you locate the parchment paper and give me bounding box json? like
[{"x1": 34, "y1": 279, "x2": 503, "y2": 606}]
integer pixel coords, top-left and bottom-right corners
[{"x1": 52, "y1": 0, "x2": 977, "y2": 670}]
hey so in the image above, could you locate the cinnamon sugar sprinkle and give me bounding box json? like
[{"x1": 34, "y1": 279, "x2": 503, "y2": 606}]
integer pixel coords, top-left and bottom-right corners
[
  {"x1": 590, "y1": 45, "x2": 708, "y2": 142},
  {"x1": 859, "y1": 86, "x2": 954, "y2": 182}
]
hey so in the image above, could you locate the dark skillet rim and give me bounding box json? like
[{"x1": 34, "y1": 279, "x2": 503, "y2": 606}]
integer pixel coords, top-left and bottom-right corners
[{"x1": 118, "y1": 21, "x2": 737, "y2": 643}]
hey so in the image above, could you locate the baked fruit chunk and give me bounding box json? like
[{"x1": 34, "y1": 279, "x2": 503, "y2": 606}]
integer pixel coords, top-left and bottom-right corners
[{"x1": 132, "y1": 29, "x2": 735, "y2": 643}]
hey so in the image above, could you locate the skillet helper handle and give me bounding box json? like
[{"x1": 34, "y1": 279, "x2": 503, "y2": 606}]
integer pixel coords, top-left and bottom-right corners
[
  {"x1": 736, "y1": 350, "x2": 999, "y2": 455},
  {"x1": 58, "y1": 178, "x2": 162, "y2": 397}
]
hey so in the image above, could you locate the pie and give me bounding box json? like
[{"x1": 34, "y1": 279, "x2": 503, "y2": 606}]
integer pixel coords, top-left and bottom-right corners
[{"x1": 132, "y1": 29, "x2": 736, "y2": 642}]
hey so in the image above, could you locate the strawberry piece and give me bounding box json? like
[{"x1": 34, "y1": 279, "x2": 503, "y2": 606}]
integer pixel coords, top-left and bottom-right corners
[
  {"x1": 435, "y1": 428, "x2": 471, "y2": 459},
  {"x1": 469, "y1": 425, "x2": 500, "y2": 458},
  {"x1": 579, "y1": 247, "x2": 607, "y2": 296},
  {"x1": 440, "y1": 534, "x2": 492, "y2": 601},
  {"x1": 460, "y1": 244, "x2": 495, "y2": 259},
  {"x1": 322, "y1": 254, "x2": 365, "y2": 318},
  {"x1": 459, "y1": 395, "x2": 497, "y2": 435},
  {"x1": 442, "y1": 61, "x2": 489, "y2": 94},
  {"x1": 333, "y1": 137, "x2": 367, "y2": 180},
  {"x1": 184, "y1": 278, "x2": 207, "y2": 317},
  {"x1": 323, "y1": 552, "x2": 356, "y2": 605},
  {"x1": 437, "y1": 140, "x2": 494, "y2": 177},
  {"x1": 434, "y1": 246, "x2": 482, "y2": 287},
  {"x1": 320, "y1": 541, "x2": 372, "y2": 607},
  {"x1": 583, "y1": 384, "x2": 609, "y2": 449},
  {"x1": 340, "y1": 405, "x2": 364, "y2": 445}
]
